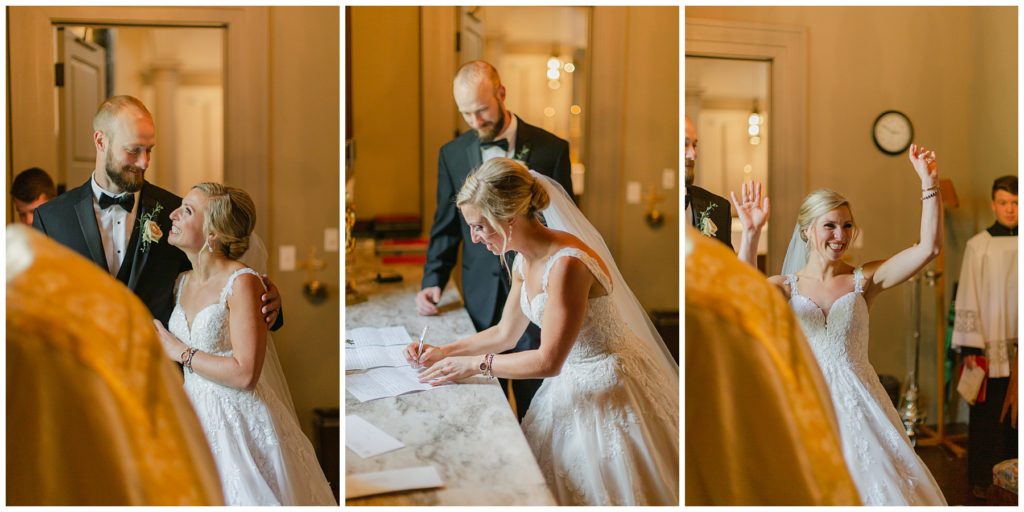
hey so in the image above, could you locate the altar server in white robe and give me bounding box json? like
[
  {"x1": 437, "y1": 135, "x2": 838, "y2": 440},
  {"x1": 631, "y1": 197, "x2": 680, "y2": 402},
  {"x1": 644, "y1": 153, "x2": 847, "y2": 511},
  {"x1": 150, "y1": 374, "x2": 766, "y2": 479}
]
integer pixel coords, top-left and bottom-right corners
[{"x1": 952, "y1": 174, "x2": 1017, "y2": 498}]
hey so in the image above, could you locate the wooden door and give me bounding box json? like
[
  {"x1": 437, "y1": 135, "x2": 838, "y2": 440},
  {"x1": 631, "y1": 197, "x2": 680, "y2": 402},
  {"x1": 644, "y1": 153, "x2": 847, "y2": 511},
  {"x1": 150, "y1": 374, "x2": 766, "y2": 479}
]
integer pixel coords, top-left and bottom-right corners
[{"x1": 57, "y1": 27, "x2": 106, "y2": 189}]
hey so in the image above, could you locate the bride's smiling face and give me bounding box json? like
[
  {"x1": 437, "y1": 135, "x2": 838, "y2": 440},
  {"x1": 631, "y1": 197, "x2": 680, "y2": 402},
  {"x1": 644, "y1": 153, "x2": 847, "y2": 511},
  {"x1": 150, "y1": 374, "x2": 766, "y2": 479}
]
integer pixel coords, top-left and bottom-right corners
[
  {"x1": 168, "y1": 189, "x2": 209, "y2": 251},
  {"x1": 807, "y1": 206, "x2": 855, "y2": 262},
  {"x1": 460, "y1": 203, "x2": 507, "y2": 255}
]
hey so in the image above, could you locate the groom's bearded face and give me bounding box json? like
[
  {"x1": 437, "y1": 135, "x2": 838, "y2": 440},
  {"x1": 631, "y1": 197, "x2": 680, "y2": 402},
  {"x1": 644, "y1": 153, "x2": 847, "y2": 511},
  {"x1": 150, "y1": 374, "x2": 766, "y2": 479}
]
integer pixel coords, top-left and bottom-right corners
[
  {"x1": 105, "y1": 142, "x2": 146, "y2": 193},
  {"x1": 455, "y1": 81, "x2": 508, "y2": 142},
  {"x1": 475, "y1": 99, "x2": 507, "y2": 142},
  {"x1": 102, "y1": 113, "x2": 155, "y2": 193}
]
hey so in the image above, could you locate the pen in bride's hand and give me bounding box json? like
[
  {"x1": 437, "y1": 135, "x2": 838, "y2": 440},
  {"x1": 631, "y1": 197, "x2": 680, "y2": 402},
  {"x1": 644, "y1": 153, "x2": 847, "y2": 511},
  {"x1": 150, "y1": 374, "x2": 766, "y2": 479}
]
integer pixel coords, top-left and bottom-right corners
[{"x1": 417, "y1": 326, "x2": 429, "y2": 360}]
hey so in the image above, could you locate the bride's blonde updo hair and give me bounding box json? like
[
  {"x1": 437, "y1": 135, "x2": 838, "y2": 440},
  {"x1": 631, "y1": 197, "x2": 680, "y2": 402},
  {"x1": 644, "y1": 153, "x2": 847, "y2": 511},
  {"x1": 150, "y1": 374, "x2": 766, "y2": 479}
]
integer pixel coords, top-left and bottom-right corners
[
  {"x1": 456, "y1": 157, "x2": 549, "y2": 261},
  {"x1": 797, "y1": 188, "x2": 858, "y2": 243},
  {"x1": 193, "y1": 182, "x2": 256, "y2": 260}
]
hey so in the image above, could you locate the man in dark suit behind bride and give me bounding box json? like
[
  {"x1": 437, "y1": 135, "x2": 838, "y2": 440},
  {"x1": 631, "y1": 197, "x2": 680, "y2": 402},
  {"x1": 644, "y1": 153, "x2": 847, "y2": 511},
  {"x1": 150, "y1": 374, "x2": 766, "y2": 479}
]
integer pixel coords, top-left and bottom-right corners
[
  {"x1": 415, "y1": 61, "x2": 574, "y2": 420},
  {"x1": 33, "y1": 95, "x2": 283, "y2": 328}
]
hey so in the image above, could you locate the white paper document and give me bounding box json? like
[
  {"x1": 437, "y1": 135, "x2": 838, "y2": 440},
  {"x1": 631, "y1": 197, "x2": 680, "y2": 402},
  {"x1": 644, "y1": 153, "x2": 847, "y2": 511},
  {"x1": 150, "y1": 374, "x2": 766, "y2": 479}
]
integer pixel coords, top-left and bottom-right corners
[
  {"x1": 346, "y1": 465, "x2": 444, "y2": 499},
  {"x1": 957, "y1": 365, "x2": 987, "y2": 405},
  {"x1": 345, "y1": 345, "x2": 410, "y2": 371},
  {"x1": 345, "y1": 326, "x2": 412, "y2": 347},
  {"x1": 347, "y1": 366, "x2": 434, "y2": 402},
  {"x1": 346, "y1": 415, "x2": 405, "y2": 458}
]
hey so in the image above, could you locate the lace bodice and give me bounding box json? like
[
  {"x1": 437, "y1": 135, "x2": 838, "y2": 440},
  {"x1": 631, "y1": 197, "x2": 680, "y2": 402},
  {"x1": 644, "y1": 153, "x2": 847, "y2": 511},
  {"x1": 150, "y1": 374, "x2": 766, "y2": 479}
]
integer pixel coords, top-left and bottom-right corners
[
  {"x1": 516, "y1": 248, "x2": 629, "y2": 362},
  {"x1": 168, "y1": 267, "x2": 263, "y2": 356},
  {"x1": 787, "y1": 268, "x2": 871, "y2": 376}
]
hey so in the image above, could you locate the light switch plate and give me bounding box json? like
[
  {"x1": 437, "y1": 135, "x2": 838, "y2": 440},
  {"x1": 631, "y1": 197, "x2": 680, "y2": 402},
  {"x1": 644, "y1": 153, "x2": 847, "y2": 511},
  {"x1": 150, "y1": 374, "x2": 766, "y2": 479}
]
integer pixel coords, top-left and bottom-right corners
[
  {"x1": 279, "y1": 245, "x2": 296, "y2": 271},
  {"x1": 662, "y1": 168, "x2": 675, "y2": 190},
  {"x1": 325, "y1": 228, "x2": 339, "y2": 252},
  {"x1": 626, "y1": 181, "x2": 642, "y2": 204}
]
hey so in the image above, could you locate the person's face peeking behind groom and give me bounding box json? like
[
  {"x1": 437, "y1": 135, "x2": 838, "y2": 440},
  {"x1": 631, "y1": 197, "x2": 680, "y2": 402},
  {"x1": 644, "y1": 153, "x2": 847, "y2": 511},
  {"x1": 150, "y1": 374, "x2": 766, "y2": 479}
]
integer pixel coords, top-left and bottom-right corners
[{"x1": 454, "y1": 77, "x2": 508, "y2": 143}]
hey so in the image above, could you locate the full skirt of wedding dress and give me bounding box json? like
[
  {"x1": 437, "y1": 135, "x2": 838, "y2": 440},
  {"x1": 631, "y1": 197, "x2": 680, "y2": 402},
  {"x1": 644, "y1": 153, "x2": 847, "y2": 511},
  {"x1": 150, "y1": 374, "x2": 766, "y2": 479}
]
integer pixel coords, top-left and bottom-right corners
[{"x1": 521, "y1": 346, "x2": 679, "y2": 506}]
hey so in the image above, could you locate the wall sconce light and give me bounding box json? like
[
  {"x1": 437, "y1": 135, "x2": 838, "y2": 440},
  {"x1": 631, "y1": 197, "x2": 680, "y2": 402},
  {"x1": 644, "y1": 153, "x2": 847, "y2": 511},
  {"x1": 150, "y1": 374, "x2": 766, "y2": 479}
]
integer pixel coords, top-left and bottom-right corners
[
  {"x1": 644, "y1": 185, "x2": 666, "y2": 229},
  {"x1": 301, "y1": 245, "x2": 329, "y2": 304}
]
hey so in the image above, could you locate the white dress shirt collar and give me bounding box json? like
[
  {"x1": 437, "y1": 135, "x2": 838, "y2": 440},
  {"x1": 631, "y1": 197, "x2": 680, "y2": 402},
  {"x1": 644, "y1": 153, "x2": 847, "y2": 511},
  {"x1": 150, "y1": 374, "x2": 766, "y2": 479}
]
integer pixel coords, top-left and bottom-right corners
[{"x1": 481, "y1": 112, "x2": 519, "y2": 162}]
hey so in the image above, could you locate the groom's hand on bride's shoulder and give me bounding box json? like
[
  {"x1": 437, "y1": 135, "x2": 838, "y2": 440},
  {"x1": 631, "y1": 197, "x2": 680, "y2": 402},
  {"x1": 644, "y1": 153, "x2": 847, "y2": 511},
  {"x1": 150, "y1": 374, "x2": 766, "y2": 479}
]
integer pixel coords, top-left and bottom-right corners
[
  {"x1": 415, "y1": 286, "x2": 442, "y2": 316},
  {"x1": 259, "y1": 274, "x2": 282, "y2": 328}
]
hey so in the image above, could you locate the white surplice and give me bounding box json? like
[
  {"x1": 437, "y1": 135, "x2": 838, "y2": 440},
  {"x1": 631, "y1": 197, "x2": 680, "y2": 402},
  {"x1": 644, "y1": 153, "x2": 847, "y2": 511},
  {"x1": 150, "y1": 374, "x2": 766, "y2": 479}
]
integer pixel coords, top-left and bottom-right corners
[{"x1": 952, "y1": 231, "x2": 1018, "y2": 377}]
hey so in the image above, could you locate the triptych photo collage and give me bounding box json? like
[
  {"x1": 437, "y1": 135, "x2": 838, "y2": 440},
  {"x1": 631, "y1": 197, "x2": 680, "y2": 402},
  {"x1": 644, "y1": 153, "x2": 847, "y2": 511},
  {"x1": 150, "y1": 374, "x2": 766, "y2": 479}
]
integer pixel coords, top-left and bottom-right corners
[{"x1": 4, "y1": 3, "x2": 1019, "y2": 507}]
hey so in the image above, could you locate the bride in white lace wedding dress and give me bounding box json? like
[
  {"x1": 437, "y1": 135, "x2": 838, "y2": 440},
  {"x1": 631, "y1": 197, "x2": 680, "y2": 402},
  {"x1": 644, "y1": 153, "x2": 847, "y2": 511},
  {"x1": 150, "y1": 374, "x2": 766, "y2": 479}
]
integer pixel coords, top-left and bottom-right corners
[
  {"x1": 406, "y1": 158, "x2": 678, "y2": 505},
  {"x1": 154, "y1": 183, "x2": 335, "y2": 505},
  {"x1": 733, "y1": 145, "x2": 946, "y2": 506}
]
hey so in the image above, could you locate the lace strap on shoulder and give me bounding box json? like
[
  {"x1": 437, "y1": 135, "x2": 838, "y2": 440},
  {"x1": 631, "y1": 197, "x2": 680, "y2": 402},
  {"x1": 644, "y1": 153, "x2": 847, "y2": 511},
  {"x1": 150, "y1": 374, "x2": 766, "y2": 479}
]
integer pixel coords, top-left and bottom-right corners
[
  {"x1": 512, "y1": 253, "x2": 525, "y2": 280},
  {"x1": 219, "y1": 267, "x2": 264, "y2": 304},
  {"x1": 174, "y1": 272, "x2": 189, "y2": 303},
  {"x1": 854, "y1": 267, "x2": 864, "y2": 294},
  {"x1": 541, "y1": 247, "x2": 612, "y2": 293},
  {"x1": 785, "y1": 274, "x2": 799, "y2": 295}
]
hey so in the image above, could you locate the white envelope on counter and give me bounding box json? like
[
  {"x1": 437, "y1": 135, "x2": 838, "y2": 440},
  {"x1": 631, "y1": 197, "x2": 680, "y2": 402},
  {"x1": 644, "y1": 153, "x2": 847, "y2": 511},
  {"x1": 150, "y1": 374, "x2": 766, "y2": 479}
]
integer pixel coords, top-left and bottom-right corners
[{"x1": 345, "y1": 466, "x2": 444, "y2": 499}]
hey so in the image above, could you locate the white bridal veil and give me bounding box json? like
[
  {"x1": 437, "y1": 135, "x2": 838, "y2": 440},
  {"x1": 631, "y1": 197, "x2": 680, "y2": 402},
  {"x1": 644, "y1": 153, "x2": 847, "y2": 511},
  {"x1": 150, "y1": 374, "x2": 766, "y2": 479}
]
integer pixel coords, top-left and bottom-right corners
[
  {"x1": 530, "y1": 171, "x2": 679, "y2": 381},
  {"x1": 780, "y1": 223, "x2": 810, "y2": 277},
  {"x1": 239, "y1": 233, "x2": 299, "y2": 419}
]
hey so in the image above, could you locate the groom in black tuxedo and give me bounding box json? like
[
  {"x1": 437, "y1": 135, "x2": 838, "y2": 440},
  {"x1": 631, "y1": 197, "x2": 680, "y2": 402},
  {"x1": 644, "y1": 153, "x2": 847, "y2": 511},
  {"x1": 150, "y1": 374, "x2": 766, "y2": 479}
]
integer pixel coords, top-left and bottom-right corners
[
  {"x1": 685, "y1": 116, "x2": 733, "y2": 249},
  {"x1": 33, "y1": 95, "x2": 282, "y2": 328},
  {"x1": 416, "y1": 61, "x2": 574, "y2": 421}
]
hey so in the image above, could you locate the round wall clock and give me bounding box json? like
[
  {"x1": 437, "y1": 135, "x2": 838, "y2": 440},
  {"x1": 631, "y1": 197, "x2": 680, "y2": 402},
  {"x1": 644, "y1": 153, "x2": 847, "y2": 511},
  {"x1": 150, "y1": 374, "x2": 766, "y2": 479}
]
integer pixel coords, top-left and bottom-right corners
[{"x1": 872, "y1": 110, "x2": 913, "y2": 156}]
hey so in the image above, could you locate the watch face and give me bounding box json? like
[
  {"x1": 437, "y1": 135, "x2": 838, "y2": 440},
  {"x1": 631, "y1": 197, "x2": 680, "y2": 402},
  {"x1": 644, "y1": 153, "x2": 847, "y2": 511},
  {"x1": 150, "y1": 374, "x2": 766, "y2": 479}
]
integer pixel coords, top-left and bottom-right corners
[{"x1": 873, "y1": 111, "x2": 913, "y2": 155}]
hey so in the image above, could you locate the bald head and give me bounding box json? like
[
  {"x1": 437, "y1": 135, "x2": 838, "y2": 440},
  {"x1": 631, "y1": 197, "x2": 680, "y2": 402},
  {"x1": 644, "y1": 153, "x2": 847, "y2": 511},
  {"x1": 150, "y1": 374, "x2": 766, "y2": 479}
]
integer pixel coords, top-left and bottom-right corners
[
  {"x1": 453, "y1": 61, "x2": 509, "y2": 142},
  {"x1": 93, "y1": 95, "x2": 153, "y2": 134},
  {"x1": 454, "y1": 60, "x2": 502, "y2": 92}
]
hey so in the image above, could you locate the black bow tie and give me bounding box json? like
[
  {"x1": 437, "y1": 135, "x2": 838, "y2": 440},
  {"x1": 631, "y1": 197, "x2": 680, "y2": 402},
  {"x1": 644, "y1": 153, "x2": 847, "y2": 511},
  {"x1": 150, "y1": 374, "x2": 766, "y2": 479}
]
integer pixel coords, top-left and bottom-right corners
[
  {"x1": 99, "y1": 193, "x2": 135, "y2": 212},
  {"x1": 481, "y1": 139, "x2": 509, "y2": 151}
]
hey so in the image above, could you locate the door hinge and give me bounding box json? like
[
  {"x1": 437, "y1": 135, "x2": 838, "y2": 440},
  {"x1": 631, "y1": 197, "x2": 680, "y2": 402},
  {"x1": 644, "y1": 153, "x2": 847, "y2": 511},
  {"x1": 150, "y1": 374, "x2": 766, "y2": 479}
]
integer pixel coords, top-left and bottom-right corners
[
  {"x1": 455, "y1": 31, "x2": 461, "y2": 52},
  {"x1": 55, "y1": 63, "x2": 64, "y2": 87}
]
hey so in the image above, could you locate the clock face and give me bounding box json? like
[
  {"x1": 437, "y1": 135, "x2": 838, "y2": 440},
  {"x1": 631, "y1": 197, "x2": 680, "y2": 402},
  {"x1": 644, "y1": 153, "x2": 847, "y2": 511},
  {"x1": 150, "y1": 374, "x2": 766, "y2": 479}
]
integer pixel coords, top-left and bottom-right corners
[{"x1": 873, "y1": 110, "x2": 913, "y2": 155}]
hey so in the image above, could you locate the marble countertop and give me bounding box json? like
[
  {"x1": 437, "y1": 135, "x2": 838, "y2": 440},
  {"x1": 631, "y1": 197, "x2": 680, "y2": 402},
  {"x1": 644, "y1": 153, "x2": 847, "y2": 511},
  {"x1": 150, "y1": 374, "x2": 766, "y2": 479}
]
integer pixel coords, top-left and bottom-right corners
[{"x1": 345, "y1": 255, "x2": 554, "y2": 506}]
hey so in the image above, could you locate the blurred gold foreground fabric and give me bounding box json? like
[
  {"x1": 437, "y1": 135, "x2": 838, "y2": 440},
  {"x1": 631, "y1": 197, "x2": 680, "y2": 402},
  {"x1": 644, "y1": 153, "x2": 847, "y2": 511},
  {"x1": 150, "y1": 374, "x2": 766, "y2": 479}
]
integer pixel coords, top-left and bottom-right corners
[
  {"x1": 6, "y1": 225, "x2": 223, "y2": 506},
  {"x1": 684, "y1": 225, "x2": 860, "y2": 505}
]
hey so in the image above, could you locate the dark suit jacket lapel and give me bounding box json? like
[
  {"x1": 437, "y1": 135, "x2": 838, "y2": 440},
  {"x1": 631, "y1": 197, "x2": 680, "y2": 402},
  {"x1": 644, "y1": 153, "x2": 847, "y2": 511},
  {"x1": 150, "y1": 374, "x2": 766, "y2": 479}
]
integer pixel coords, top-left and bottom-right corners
[
  {"x1": 689, "y1": 191, "x2": 709, "y2": 228},
  {"x1": 465, "y1": 133, "x2": 482, "y2": 175},
  {"x1": 125, "y1": 185, "x2": 156, "y2": 290},
  {"x1": 73, "y1": 184, "x2": 107, "y2": 269},
  {"x1": 513, "y1": 115, "x2": 534, "y2": 166}
]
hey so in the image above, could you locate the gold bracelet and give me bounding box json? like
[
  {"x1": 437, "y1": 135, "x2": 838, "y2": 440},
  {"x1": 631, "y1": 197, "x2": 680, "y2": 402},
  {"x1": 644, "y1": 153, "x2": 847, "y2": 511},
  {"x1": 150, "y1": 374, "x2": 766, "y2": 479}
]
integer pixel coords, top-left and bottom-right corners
[{"x1": 922, "y1": 183, "x2": 940, "y2": 192}]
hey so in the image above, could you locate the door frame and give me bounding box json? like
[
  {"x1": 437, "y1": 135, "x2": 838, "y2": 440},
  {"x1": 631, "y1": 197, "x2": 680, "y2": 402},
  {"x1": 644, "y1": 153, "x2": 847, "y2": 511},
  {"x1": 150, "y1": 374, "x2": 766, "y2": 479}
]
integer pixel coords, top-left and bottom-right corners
[
  {"x1": 8, "y1": 6, "x2": 269, "y2": 239},
  {"x1": 686, "y1": 17, "x2": 807, "y2": 274}
]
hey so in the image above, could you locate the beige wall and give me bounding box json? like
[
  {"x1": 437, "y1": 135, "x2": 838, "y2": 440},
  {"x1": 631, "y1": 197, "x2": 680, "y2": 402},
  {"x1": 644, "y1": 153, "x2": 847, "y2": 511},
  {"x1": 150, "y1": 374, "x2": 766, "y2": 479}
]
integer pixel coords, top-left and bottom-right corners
[
  {"x1": 589, "y1": 6, "x2": 680, "y2": 312},
  {"x1": 350, "y1": 7, "x2": 422, "y2": 219},
  {"x1": 687, "y1": 6, "x2": 1016, "y2": 418},
  {"x1": 268, "y1": 6, "x2": 340, "y2": 437}
]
